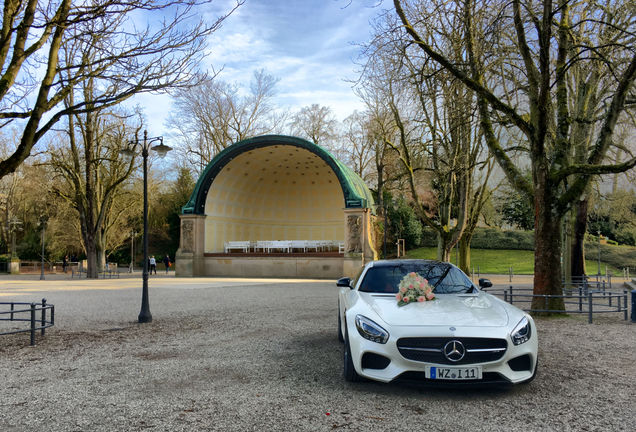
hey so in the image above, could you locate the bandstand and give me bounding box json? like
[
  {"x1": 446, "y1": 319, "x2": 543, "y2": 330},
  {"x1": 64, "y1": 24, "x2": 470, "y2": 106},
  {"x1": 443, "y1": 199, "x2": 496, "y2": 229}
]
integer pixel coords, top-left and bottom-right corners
[{"x1": 176, "y1": 135, "x2": 377, "y2": 278}]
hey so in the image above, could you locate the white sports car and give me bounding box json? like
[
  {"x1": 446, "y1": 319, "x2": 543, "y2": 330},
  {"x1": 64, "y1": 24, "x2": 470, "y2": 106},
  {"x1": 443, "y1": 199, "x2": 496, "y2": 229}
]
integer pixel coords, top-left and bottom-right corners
[{"x1": 337, "y1": 259, "x2": 538, "y2": 385}]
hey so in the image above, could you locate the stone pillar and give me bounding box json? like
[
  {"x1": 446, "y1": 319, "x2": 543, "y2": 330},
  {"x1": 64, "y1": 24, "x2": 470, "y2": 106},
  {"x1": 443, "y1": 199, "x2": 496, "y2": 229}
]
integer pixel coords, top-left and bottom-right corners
[
  {"x1": 175, "y1": 214, "x2": 206, "y2": 277},
  {"x1": 343, "y1": 208, "x2": 378, "y2": 278},
  {"x1": 9, "y1": 259, "x2": 20, "y2": 274}
]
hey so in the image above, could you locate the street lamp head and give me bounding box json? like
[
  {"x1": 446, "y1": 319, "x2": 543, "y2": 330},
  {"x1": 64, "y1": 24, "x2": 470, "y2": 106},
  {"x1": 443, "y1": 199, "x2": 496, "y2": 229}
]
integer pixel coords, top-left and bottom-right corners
[
  {"x1": 120, "y1": 145, "x2": 136, "y2": 163},
  {"x1": 151, "y1": 139, "x2": 172, "y2": 159}
]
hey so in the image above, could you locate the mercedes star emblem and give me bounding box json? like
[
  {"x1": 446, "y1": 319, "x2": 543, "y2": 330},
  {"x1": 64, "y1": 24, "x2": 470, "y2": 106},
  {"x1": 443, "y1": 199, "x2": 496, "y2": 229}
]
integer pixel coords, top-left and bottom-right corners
[{"x1": 443, "y1": 340, "x2": 466, "y2": 362}]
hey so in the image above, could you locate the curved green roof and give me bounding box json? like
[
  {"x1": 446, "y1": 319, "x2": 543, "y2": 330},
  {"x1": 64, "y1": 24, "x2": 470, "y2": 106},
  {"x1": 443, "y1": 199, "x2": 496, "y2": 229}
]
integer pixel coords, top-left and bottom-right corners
[{"x1": 182, "y1": 135, "x2": 375, "y2": 215}]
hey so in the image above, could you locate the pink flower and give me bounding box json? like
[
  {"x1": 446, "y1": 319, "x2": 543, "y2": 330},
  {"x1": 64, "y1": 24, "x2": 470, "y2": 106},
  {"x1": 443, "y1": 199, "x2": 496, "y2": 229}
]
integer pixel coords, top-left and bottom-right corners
[
  {"x1": 417, "y1": 296, "x2": 425, "y2": 302},
  {"x1": 422, "y1": 279, "x2": 428, "y2": 285},
  {"x1": 400, "y1": 286, "x2": 407, "y2": 294},
  {"x1": 426, "y1": 292, "x2": 435, "y2": 300},
  {"x1": 396, "y1": 293, "x2": 402, "y2": 301},
  {"x1": 419, "y1": 283, "x2": 425, "y2": 289},
  {"x1": 409, "y1": 284, "x2": 413, "y2": 289},
  {"x1": 403, "y1": 296, "x2": 410, "y2": 303}
]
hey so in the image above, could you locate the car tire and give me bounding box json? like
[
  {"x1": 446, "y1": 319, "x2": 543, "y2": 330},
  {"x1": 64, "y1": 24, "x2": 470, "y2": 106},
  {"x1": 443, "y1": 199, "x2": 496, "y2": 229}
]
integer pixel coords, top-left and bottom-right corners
[
  {"x1": 337, "y1": 306, "x2": 344, "y2": 343},
  {"x1": 343, "y1": 326, "x2": 362, "y2": 382}
]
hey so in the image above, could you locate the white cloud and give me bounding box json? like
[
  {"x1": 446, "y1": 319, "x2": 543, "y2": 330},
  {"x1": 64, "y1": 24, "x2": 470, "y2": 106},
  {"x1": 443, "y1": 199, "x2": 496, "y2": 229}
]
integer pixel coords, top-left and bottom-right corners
[{"x1": 137, "y1": 0, "x2": 383, "y2": 133}]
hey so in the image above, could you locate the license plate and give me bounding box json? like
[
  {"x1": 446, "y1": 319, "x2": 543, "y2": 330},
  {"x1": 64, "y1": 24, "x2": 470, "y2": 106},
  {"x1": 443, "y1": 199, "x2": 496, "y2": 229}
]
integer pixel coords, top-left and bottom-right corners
[{"x1": 426, "y1": 366, "x2": 482, "y2": 380}]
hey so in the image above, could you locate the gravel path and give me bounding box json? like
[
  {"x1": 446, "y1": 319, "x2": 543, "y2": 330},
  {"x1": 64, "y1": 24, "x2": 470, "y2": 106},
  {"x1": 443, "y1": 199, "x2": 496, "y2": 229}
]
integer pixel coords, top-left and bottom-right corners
[{"x1": 0, "y1": 276, "x2": 634, "y2": 431}]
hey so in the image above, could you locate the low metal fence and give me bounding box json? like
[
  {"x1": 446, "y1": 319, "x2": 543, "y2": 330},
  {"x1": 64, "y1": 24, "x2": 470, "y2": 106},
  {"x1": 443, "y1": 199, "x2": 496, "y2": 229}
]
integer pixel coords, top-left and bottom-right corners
[
  {"x1": 0, "y1": 299, "x2": 54, "y2": 345},
  {"x1": 482, "y1": 286, "x2": 629, "y2": 323},
  {"x1": 563, "y1": 275, "x2": 613, "y2": 293},
  {"x1": 71, "y1": 264, "x2": 120, "y2": 279}
]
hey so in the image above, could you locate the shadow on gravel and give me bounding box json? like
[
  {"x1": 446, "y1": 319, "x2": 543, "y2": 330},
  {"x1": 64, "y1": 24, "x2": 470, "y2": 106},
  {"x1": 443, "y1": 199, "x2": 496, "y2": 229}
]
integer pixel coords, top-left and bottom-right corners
[{"x1": 281, "y1": 330, "x2": 522, "y2": 400}]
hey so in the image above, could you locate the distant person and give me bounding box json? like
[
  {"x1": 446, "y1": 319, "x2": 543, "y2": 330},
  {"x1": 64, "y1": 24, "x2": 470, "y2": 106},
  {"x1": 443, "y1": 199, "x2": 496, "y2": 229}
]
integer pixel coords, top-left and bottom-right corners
[
  {"x1": 163, "y1": 255, "x2": 171, "y2": 273},
  {"x1": 149, "y1": 256, "x2": 157, "y2": 275},
  {"x1": 63, "y1": 255, "x2": 68, "y2": 273}
]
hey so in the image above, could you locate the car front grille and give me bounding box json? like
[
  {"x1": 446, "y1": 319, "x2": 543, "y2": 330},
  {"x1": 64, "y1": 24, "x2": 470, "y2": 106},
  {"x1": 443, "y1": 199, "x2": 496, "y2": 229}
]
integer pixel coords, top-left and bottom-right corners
[{"x1": 397, "y1": 337, "x2": 508, "y2": 365}]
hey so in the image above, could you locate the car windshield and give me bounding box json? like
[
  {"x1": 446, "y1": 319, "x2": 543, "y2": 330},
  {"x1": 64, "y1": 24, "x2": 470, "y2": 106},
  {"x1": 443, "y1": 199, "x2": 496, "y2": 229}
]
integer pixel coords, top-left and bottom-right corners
[{"x1": 358, "y1": 262, "x2": 475, "y2": 294}]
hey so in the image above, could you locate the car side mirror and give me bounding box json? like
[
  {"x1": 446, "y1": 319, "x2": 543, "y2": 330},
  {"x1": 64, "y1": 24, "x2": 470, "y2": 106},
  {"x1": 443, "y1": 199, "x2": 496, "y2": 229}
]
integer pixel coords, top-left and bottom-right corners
[
  {"x1": 479, "y1": 278, "x2": 493, "y2": 288},
  {"x1": 337, "y1": 277, "x2": 353, "y2": 289}
]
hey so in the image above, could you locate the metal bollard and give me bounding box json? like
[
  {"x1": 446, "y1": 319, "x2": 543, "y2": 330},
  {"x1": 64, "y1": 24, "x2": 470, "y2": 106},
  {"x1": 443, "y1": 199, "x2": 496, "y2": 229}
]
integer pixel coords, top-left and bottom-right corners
[
  {"x1": 30, "y1": 303, "x2": 36, "y2": 346},
  {"x1": 41, "y1": 298, "x2": 46, "y2": 336},
  {"x1": 631, "y1": 289, "x2": 636, "y2": 323},
  {"x1": 588, "y1": 292, "x2": 593, "y2": 324},
  {"x1": 578, "y1": 286, "x2": 583, "y2": 312},
  {"x1": 509, "y1": 286, "x2": 514, "y2": 305}
]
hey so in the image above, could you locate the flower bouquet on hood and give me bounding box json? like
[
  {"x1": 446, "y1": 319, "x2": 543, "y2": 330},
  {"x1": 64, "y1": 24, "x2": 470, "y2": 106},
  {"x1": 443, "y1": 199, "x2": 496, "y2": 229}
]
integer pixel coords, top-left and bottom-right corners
[{"x1": 396, "y1": 272, "x2": 435, "y2": 307}]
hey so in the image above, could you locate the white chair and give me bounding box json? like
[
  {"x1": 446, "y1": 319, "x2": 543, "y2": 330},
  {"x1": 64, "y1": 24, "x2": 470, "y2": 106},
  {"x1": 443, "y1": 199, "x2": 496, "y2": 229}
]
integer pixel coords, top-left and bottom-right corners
[
  {"x1": 290, "y1": 240, "x2": 307, "y2": 253},
  {"x1": 224, "y1": 241, "x2": 250, "y2": 253},
  {"x1": 306, "y1": 240, "x2": 319, "y2": 252},
  {"x1": 256, "y1": 240, "x2": 270, "y2": 253},
  {"x1": 269, "y1": 240, "x2": 291, "y2": 253}
]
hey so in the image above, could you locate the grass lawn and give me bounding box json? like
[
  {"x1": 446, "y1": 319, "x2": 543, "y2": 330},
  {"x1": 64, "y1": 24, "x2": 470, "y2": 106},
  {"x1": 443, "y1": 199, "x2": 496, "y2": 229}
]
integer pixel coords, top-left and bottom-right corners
[{"x1": 405, "y1": 247, "x2": 624, "y2": 275}]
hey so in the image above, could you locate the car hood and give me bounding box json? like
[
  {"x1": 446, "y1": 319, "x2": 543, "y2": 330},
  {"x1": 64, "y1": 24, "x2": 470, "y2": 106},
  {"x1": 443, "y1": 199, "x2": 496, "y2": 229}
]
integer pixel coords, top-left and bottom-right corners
[{"x1": 360, "y1": 292, "x2": 510, "y2": 327}]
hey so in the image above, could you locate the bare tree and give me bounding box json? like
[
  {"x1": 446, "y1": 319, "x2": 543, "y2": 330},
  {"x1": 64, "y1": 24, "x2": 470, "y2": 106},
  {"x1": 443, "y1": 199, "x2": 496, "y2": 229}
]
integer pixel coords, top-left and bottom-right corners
[
  {"x1": 394, "y1": 0, "x2": 636, "y2": 310},
  {"x1": 290, "y1": 104, "x2": 339, "y2": 146},
  {"x1": 341, "y1": 111, "x2": 377, "y2": 183},
  {"x1": 358, "y1": 8, "x2": 491, "y2": 266},
  {"x1": 168, "y1": 69, "x2": 281, "y2": 172},
  {"x1": 48, "y1": 76, "x2": 141, "y2": 278},
  {"x1": 0, "y1": 0, "x2": 242, "y2": 180}
]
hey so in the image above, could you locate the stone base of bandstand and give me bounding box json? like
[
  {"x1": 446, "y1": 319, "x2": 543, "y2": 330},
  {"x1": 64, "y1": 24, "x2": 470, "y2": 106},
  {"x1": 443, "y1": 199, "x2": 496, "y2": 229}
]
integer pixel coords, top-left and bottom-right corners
[{"x1": 175, "y1": 253, "x2": 363, "y2": 279}]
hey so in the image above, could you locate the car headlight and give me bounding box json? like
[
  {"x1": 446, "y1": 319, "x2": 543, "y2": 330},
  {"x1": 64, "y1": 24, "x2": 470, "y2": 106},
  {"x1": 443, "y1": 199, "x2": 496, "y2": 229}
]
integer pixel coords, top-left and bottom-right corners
[
  {"x1": 355, "y1": 315, "x2": 389, "y2": 344},
  {"x1": 511, "y1": 316, "x2": 532, "y2": 345}
]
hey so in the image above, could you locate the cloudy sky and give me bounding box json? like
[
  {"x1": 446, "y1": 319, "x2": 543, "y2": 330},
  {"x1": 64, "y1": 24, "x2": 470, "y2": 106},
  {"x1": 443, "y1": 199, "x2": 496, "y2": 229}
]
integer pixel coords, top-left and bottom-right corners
[{"x1": 137, "y1": 0, "x2": 386, "y2": 133}]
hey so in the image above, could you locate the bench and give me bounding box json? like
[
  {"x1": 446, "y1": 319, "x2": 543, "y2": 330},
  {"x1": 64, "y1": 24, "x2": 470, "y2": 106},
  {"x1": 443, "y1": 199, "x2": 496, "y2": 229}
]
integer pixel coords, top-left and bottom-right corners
[{"x1": 224, "y1": 241, "x2": 250, "y2": 253}]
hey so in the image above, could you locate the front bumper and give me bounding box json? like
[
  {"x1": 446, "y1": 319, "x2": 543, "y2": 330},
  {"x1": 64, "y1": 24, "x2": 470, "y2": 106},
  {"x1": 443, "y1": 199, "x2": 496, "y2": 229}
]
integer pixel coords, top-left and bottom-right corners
[{"x1": 347, "y1": 323, "x2": 538, "y2": 385}]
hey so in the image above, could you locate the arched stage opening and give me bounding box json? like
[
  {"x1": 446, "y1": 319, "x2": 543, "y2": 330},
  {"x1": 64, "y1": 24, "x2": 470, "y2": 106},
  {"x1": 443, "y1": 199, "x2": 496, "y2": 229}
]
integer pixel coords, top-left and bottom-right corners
[{"x1": 176, "y1": 135, "x2": 377, "y2": 278}]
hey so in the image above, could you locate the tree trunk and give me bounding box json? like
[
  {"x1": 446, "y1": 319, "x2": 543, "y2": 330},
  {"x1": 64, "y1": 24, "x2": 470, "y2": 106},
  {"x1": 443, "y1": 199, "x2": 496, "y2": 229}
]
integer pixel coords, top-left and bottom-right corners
[
  {"x1": 571, "y1": 198, "x2": 588, "y2": 278},
  {"x1": 85, "y1": 236, "x2": 98, "y2": 279},
  {"x1": 97, "y1": 246, "x2": 106, "y2": 273},
  {"x1": 458, "y1": 235, "x2": 471, "y2": 275},
  {"x1": 436, "y1": 232, "x2": 452, "y2": 262},
  {"x1": 532, "y1": 186, "x2": 566, "y2": 312}
]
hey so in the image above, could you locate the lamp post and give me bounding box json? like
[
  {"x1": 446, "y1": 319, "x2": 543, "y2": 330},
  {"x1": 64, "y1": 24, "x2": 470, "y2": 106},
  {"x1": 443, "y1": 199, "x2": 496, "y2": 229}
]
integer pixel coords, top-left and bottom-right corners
[
  {"x1": 121, "y1": 130, "x2": 172, "y2": 323},
  {"x1": 8, "y1": 217, "x2": 21, "y2": 259},
  {"x1": 129, "y1": 230, "x2": 137, "y2": 273},
  {"x1": 383, "y1": 203, "x2": 387, "y2": 259},
  {"x1": 39, "y1": 217, "x2": 47, "y2": 281},
  {"x1": 597, "y1": 230, "x2": 601, "y2": 276}
]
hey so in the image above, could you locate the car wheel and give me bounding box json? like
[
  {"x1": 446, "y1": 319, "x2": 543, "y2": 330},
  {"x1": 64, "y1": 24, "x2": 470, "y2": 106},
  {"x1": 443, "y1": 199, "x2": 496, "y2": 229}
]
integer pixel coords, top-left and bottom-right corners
[
  {"x1": 343, "y1": 327, "x2": 361, "y2": 382},
  {"x1": 337, "y1": 305, "x2": 344, "y2": 343}
]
